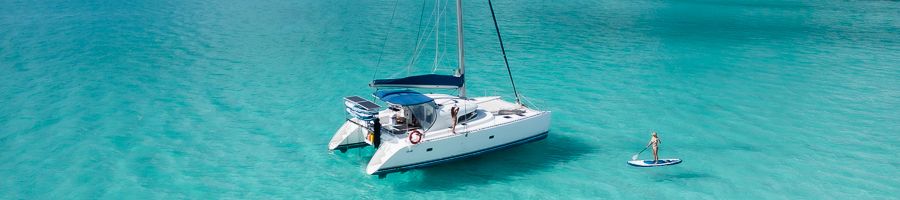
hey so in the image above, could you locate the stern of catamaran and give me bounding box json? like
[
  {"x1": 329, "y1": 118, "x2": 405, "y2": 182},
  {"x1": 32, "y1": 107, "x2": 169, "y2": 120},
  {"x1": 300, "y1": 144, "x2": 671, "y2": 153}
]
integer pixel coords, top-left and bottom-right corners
[{"x1": 330, "y1": 89, "x2": 440, "y2": 151}]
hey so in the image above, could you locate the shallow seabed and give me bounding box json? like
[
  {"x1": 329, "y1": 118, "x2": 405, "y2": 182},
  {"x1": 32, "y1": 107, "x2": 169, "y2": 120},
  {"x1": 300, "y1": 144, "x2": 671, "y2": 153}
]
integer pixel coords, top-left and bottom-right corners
[{"x1": 1, "y1": 0, "x2": 898, "y2": 199}]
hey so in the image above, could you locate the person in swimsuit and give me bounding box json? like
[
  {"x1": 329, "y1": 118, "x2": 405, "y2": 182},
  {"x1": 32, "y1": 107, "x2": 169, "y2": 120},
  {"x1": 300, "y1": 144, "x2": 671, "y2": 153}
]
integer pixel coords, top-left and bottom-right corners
[
  {"x1": 450, "y1": 105, "x2": 460, "y2": 133},
  {"x1": 648, "y1": 132, "x2": 661, "y2": 164}
]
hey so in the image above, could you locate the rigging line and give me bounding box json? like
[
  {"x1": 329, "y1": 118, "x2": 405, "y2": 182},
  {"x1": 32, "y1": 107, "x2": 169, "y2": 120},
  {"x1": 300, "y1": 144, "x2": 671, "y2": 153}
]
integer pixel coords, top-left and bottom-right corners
[
  {"x1": 412, "y1": 1, "x2": 441, "y2": 67},
  {"x1": 488, "y1": 0, "x2": 522, "y2": 105},
  {"x1": 408, "y1": 2, "x2": 442, "y2": 74},
  {"x1": 373, "y1": 0, "x2": 400, "y2": 81},
  {"x1": 439, "y1": 0, "x2": 449, "y2": 72},
  {"x1": 409, "y1": 0, "x2": 428, "y2": 75},
  {"x1": 433, "y1": 0, "x2": 440, "y2": 73},
  {"x1": 433, "y1": 0, "x2": 448, "y2": 73}
]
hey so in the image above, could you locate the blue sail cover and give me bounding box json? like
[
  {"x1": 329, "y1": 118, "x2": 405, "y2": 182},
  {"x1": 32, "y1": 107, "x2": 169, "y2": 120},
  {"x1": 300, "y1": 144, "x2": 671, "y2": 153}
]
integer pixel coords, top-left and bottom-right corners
[
  {"x1": 373, "y1": 89, "x2": 434, "y2": 106},
  {"x1": 370, "y1": 74, "x2": 464, "y2": 89}
]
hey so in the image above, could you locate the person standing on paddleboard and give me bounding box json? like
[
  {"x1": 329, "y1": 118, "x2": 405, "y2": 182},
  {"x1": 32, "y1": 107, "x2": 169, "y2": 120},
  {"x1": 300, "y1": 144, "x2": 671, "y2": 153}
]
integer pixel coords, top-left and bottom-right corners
[{"x1": 648, "y1": 132, "x2": 661, "y2": 164}]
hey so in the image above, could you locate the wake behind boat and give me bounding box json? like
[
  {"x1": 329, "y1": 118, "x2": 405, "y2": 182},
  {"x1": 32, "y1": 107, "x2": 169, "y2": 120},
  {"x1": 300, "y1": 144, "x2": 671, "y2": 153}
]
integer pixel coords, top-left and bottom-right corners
[{"x1": 327, "y1": 0, "x2": 551, "y2": 177}]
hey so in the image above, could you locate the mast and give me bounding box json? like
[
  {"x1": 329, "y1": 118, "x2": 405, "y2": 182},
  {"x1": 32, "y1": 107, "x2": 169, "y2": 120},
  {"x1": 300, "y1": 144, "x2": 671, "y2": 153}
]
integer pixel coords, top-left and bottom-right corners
[{"x1": 456, "y1": 0, "x2": 466, "y2": 98}]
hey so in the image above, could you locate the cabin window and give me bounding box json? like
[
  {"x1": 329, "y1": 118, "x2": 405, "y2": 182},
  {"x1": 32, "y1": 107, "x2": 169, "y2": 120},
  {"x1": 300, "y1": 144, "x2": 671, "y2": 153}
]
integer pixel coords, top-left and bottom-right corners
[{"x1": 456, "y1": 111, "x2": 478, "y2": 123}]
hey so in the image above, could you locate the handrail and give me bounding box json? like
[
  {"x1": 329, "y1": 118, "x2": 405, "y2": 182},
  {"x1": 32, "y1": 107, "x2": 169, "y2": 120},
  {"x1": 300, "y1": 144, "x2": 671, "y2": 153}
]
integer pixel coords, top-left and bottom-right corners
[
  {"x1": 423, "y1": 111, "x2": 547, "y2": 142},
  {"x1": 345, "y1": 118, "x2": 372, "y2": 132}
]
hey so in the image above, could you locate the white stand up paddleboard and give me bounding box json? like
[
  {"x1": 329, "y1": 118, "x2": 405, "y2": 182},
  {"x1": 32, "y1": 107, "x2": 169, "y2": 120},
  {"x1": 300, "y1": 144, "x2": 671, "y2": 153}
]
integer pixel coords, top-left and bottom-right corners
[{"x1": 628, "y1": 159, "x2": 682, "y2": 167}]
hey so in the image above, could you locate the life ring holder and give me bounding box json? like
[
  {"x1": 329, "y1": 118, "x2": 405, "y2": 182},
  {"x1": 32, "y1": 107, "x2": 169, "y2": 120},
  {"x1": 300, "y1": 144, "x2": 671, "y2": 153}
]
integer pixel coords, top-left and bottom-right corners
[{"x1": 408, "y1": 130, "x2": 423, "y2": 144}]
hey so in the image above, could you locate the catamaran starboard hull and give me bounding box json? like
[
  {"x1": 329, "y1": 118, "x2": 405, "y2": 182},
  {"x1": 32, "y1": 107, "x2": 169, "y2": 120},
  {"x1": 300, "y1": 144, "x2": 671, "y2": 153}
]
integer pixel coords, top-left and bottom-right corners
[{"x1": 366, "y1": 111, "x2": 551, "y2": 175}]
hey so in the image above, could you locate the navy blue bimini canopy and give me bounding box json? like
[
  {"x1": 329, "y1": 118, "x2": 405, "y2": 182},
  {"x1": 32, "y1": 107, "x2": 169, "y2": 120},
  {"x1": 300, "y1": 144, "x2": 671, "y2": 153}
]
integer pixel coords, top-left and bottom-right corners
[
  {"x1": 373, "y1": 89, "x2": 434, "y2": 106},
  {"x1": 370, "y1": 74, "x2": 464, "y2": 89}
]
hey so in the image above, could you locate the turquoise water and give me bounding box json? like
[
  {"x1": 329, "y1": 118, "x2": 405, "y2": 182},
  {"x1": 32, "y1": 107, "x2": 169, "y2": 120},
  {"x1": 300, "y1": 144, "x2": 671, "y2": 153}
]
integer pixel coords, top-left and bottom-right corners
[{"x1": 2, "y1": 0, "x2": 899, "y2": 198}]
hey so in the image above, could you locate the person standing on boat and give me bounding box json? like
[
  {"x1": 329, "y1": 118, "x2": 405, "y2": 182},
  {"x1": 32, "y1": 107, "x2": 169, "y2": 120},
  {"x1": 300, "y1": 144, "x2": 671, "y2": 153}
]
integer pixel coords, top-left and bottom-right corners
[
  {"x1": 450, "y1": 105, "x2": 460, "y2": 133},
  {"x1": 391, "y1": 105, "x2": 405, "y2": 125},
  {"x1": 648, "y1": 132, "x2": 661, "y2": 164}
]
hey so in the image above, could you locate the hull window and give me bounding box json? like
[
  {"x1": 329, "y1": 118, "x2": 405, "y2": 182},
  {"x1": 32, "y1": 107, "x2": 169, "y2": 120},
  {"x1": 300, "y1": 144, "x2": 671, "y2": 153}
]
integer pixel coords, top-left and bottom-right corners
[{"x1": 456, "y1": 111, "x2": 478, "y2": 123}]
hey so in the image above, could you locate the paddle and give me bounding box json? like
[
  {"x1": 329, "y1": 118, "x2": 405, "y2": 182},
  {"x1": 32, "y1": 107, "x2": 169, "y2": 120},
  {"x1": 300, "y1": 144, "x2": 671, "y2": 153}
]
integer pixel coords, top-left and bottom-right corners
[{"x1": 631, "y1": 144, "x2": 651, "y2": 160}]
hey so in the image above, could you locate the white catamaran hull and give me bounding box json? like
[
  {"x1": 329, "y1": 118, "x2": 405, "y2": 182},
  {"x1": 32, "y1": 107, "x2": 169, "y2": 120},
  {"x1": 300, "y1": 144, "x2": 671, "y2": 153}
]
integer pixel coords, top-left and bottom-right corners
[{"x1": 366, "y1": 109, "x2": 551, "y2": 175}]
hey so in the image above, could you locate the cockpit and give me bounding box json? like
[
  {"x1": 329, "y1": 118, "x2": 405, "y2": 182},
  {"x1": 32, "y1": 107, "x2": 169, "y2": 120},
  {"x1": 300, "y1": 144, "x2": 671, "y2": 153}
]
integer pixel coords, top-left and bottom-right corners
[{"x1": 374, "y1": 90, "x2": 438, "y2": 133}]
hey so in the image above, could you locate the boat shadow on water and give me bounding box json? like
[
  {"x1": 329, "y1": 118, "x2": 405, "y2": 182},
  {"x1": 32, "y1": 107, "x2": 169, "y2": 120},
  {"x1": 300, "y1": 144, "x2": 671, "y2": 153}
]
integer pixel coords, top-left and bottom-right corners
[{"x1": 391, "y1": 134, "x2": 598, "y2": 191}]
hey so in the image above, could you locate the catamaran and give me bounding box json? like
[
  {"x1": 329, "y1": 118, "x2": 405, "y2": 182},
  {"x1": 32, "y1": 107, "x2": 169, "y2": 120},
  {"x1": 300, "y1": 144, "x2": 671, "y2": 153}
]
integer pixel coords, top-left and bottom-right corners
[{"x1": 328, "y1": 0, "x2": 551, "y2": 177}]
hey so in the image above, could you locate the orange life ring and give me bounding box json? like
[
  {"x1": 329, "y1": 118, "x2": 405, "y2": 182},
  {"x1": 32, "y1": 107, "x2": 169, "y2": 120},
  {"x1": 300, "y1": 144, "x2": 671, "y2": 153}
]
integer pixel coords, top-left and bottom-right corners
[{"x1": 408, "y1": 130, "x2": 423, "y2": 144}]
